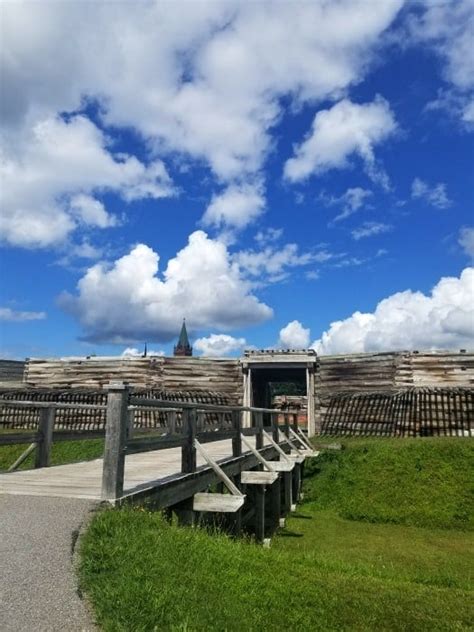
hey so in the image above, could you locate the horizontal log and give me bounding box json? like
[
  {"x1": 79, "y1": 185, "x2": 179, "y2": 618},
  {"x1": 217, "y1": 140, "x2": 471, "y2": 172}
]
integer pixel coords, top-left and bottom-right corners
[
  {"x1": 0, "y1": 433, "x2": 39, "y2": 445},
  {"x1": 52, "y1": 431, "x2": 105, "y2": 442},
  {"x1": 126, "y1": 435, "x2": 185, "y2": 454},
  {"x1": 196, "y1": 430, "x2": 236, "y2": 443}
]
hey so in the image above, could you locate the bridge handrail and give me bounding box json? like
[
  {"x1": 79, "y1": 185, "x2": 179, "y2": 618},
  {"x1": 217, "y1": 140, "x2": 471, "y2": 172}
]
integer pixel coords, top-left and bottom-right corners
[{"x1": 128, "y1": 396, "x2": 300, "y2": 415}]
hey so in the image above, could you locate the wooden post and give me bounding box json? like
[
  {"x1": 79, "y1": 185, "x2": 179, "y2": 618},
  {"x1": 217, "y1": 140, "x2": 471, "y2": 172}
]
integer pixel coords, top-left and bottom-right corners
[
  {"x1": 292, "y1": 462, "x2": 301, "y2": 502},
  {"x1": 292, "y1": 412, "x2": 298, "y2": 432},
  {"x1": 127, "y1": 408, "x2": 135, "y2": 439},
  {"x1": 197, "y1": 411, "x2": 205, "y2": 432},
  {"x1": 168, "y1": 410, "x2": 176, "y2": 434},
  {"x1": 181, "y1": 408, "x2": 197, "y2": 473},
  {"x1": 101, "y1": 382, "x2": 129, "y2": 501},
  {"x1": 270, "y1": 476, "x2": 281, "y2": 528},
  {"x1": 232, "y1": 410, "x2": 242, "y2": 457},
  {"x1": 254, "y1": 485, "x2": 265, "y2": 543},
  {"x1": 35, "y1": 406, "x2": 55, "y2": 468},
  {"x1": 272, "y1": 412, "x2": 279, "y2": 444},
  {"x1": 284, "y1": 413, "x2": 291, "y2": 439},
  {"x1": 282, "y1": 471, "x2": 293, "y2": 515},
  {"x1": 307, "y1": 365, "x2": 317, "y2": 437},
  {"x1": 255, "y1": 411, "x2": 264, "y2": 451}
]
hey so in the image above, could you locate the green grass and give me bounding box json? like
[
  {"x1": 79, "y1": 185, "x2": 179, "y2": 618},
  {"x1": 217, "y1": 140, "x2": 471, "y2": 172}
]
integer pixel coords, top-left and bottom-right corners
[
  {"x1": 79, "y1": 437, "x2": 474, "y2": 631},
  {"x1": 304, "y1": 438, "x2": 474, "y2": 530},
  {"x1": 0, "y1": 433, "x2": 104, "y2": 471}
]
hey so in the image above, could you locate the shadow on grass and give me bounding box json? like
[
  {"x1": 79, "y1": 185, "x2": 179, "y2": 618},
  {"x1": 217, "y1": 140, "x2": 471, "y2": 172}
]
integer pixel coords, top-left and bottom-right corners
[
  {"x1": 279, "y1": 530, "x2": 304, "y2": 538},
  {"x1": 291, "y1": 513, "x2": 313, "y2": 520}
]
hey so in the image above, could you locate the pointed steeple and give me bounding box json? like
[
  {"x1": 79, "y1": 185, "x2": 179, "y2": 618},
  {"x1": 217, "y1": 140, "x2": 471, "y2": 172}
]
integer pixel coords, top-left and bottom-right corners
[{"x1": 174, "y1": 319, "x2": 193, "y2": 356}]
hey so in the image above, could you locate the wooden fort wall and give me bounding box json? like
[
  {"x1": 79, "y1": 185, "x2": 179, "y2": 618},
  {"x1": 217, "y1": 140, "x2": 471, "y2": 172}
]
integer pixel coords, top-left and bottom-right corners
[{"x1": 2, "y1": 351, "x2": 472, "y2": 435}]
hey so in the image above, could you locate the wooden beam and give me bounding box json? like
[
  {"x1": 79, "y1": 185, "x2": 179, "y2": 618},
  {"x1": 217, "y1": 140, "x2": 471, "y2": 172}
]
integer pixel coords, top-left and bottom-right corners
[
  {"x1": 194, "y1": 440, "x2": 243, "y2": 497},
  {"x1": 35, "y1": 406, "x2": 55, "y2": 468},
  {"x1": 101, "y1": 382, "x2": 129, "y2": 500},
  {"x1": 8, "y1": 442, "x2": 37, "y2": 472},
  {"x1": 240, "y1": 434, "x2": 275, "y2": 472}
]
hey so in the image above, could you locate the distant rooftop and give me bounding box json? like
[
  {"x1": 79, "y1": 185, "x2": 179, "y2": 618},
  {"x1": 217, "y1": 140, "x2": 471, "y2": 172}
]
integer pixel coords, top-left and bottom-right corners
[{"x1": 243, "y1": 349, "x2": 317, "y2": 356}]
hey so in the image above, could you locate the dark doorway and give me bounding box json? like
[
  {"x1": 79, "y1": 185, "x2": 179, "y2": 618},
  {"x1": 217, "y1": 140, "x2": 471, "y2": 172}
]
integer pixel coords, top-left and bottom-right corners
[{"x1": 251, "y1": 367, "x2": 307, "y2": 410}]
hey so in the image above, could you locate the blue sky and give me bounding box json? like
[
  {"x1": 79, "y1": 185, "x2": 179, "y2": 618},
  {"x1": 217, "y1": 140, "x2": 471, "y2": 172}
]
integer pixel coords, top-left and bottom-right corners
[{"x1": 1, "y1": 0, "x2": 473, "y2": 359}]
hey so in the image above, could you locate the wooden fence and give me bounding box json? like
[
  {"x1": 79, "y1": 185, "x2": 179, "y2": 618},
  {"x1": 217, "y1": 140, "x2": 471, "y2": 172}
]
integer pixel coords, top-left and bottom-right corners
[
  {"x1": 0, "y1": 388, "x2": 234, "y2": 431},
  {"x1": 321, "y1": 387, "x2": 474, "y2": 437}
]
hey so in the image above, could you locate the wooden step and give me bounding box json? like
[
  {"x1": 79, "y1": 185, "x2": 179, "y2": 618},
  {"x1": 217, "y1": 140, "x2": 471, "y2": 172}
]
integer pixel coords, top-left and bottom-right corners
[
  {"x1": 193, "y1": 492, "x2": 245, "y2": 513},
  {"x1": 241, "y1": 471, "x2": 278, "y2": 485},
  {"x1": 266, "y1": 461, "x2": 294, "y2": 472},
  {"x1": 288, "y1": 453, "x2": 306, "y2": 463}
]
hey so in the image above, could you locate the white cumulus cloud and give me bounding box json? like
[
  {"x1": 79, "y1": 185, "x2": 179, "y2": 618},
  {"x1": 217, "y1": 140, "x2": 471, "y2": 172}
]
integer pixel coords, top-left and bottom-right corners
[
  {"x1": 410, "y1": 0, "x2": 474, "y2": 127},
  {"x1": 283, "y1": 97, "x2": 397, "y2": 188},
  {"x1": 312, "y1": 267, "x2": 474, "y2": 354},
  {"x1": 59, "y1": 230, "x2": 272, "y2": 344},
  {"x1": 194, "y1": 334, "x2": 247, "y2": 357},
  {"x1": 0, "y1": 1, "x2": 406, "y2": 240},
  {"x1": 0, "y1": 115, "x2": 174, "y2": 248},
  {"x1": 278, "y1": 320, "x2": 311, "y2": 349},
  {"x1": 202, "y1": 183, "x2": 265, "y2": 231}
]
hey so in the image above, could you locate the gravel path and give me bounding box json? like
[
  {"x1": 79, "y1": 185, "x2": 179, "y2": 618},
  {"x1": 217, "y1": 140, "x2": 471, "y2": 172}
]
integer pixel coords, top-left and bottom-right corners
[{"x1": 0, "y1": 495, "x2": 98, "y2": 631}]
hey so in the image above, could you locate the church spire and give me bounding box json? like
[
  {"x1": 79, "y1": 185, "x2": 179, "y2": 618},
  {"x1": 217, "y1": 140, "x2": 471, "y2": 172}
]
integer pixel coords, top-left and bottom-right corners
[{"x1": 174, "y1": 319, "x2": 193, "y2": 356}]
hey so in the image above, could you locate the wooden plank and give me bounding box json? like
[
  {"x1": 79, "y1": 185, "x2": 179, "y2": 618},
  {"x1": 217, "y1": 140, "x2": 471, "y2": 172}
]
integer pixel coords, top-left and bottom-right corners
[
  {"x1": 265, "y1": 461, "x2": 294, "y2": 472},
  {"x1": 193, "y1": 492, "x2": 245, "y2": 513},
  {"x1": 241, "y1": 471, "x2": 278, "y2": 485}
]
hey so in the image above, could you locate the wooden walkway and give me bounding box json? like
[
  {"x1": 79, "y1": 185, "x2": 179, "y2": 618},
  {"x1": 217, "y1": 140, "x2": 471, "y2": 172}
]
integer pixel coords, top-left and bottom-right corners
[{"x1": 0, "y1": 438, "x2": 257, "y2": 501}]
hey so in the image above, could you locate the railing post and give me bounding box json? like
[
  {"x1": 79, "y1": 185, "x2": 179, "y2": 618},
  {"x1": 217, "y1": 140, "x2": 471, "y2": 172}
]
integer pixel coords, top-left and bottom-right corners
[
  {"x1": 232, "y1": 409, "x2": 242, "y2": 457},
  {"x1": 284, "y1": 413, "x2": 291, "y2": 439},
  {"x1": 35, "y1": 406, "x2": 55, "y2": 468},
  {"x1": 181, "y1": 407, "x2": 197, "y2": 473},
  {"x1": 272, "y1": 411, "x2": 279, "y2": 444},
  {"x1": 255, "y1": 411, "x2": 264, "y2": 450},
  {"x1": 168, "y1": 410, "x2": 176, "y2": 434},
  {"x1": 292, "y1": 412, "x2": 298, "y2": 432},
  {"x1": 102, "y1": 381, "x2": 129, "y2": 501}
]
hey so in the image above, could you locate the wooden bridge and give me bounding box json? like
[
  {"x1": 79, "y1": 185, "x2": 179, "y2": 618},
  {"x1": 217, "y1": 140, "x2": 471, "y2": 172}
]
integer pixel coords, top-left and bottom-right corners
[{"x1": 0, "y1": 382, "x2": 319, "y2": 541}]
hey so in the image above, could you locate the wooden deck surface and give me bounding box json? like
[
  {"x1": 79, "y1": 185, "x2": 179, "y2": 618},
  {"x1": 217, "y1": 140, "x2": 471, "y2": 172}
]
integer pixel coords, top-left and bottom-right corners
[{"x1": 0, "y1": 439, "x2": 258, "y2": 501}]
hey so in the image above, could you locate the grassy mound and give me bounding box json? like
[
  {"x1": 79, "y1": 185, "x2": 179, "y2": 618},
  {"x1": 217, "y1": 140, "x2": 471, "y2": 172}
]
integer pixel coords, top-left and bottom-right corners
[
  {"x1": 79, "y1": 438, "x2": 474, "y2": 631},
  {"x1": 305, "y1": 438, "x2": 474, "y2": 530}
]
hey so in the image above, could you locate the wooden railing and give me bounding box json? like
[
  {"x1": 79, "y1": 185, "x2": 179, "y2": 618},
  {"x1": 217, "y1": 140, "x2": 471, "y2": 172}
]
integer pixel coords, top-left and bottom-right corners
[
  {"x1": 102, "y1": 382, "x2": 302, "y2": 501},
  {"x1": 0, "y1": 400, "x2": 106, "y2": 471},
  {"x1": 0, "y1": 383, "x2": 303, "y2": 498}
]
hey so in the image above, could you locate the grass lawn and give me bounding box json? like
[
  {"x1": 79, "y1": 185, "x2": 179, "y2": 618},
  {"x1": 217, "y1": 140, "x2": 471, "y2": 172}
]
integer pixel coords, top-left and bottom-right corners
[
  {"x1": 79, "y1": 437, "x2": 474, "y2": 631},
  {"x1": 0, "y1": 432, "x2": 104, "y2": 471}
]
